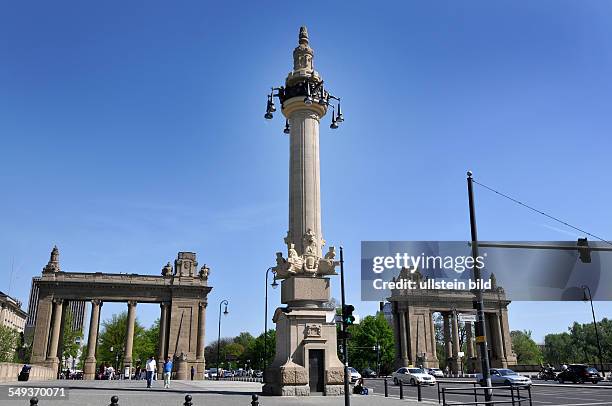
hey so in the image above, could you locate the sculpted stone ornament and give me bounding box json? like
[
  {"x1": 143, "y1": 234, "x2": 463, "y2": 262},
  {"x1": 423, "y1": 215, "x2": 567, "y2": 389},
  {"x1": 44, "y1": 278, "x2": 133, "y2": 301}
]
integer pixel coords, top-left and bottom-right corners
[
  {"x1": 199, "y1": 264, "x2": 210, "y2": 279},
  {"x1": 43, "y1": 245, "x2": 61, "y2": 273},
  {"x1": 317, "y1": 246, "x2": 339, "y2": 276},
  {"x1": 161, "y1": 262, "x2": 173, "y2": 276}
]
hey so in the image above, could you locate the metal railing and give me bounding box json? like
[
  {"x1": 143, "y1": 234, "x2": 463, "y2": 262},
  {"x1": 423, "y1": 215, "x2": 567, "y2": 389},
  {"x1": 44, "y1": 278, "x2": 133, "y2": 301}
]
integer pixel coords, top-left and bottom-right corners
[{"x1": 437, "y1": 381, "x2": 532, "y2": 406}]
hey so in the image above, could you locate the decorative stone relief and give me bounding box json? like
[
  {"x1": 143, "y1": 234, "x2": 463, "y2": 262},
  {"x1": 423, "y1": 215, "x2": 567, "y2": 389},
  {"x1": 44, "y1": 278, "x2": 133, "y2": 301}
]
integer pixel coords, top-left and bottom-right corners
[{"x1": 305, "y1": 324, "x2": 322, "y2": 338}]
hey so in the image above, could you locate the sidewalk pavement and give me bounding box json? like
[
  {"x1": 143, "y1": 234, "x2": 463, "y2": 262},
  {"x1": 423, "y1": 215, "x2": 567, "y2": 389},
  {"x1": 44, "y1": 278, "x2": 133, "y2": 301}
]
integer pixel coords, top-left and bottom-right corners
[{"x1": 0, "y1": 379, "x2": 433, "y2": 406}]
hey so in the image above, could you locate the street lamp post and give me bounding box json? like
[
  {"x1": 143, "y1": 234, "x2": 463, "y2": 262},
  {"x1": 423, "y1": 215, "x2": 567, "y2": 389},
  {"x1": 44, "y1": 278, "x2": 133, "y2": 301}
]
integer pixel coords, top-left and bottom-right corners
[
  {"x1": 582, "y1": 285, "x2": 605, "y2": 376},
  {"x1": 264, "y1": 267, "x2": 279, "y2": 372},
  {"x1": 217, "y1": 299, "x2": 229, "y2": 380}
]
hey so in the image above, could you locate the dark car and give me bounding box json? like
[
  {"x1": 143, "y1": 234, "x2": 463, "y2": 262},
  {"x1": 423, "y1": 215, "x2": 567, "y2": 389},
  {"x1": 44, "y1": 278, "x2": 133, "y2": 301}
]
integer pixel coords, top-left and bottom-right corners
[
  {"x1": 557, "y1": 364, "x2": 602, "y2": 384},
  {"x1": 362, "y1": 368, "x2": 377, "y2": 378}
]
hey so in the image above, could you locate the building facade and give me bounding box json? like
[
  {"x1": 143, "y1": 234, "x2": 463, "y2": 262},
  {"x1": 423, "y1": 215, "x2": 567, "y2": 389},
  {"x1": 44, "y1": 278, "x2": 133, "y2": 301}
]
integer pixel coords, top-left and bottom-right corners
[{"x1": 0, "y1": 291, "x2": 27, "y2": 333}]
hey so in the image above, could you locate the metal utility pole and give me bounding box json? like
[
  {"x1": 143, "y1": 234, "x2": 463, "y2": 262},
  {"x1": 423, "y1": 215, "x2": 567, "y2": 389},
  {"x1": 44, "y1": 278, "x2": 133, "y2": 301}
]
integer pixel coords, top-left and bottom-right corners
[
  {"x1": 467, "y1": 171, "x2": 493, "y2": 401},
  {"x1": 339, "y1": 246, "x2": 350, "y2": 406},
  {"x1": 583, "y1": 285, "x2": 606, "y2": 376}
]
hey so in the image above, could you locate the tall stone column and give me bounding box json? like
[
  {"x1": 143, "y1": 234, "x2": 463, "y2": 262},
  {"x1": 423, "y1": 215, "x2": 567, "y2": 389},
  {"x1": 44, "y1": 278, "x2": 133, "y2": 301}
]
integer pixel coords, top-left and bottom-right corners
[
  {"x1": 451, "y1": 311, "x2": 461, "y2": 376},
  {"x1": 399, "y1": 311, "x2": 410, "y2": 366},
  {"x1": 157, "y1": 302, "x2": 170, "y2": 378},
  {"x1": 84, "y1": 300, "x2": 102, "y2": 380},
  {"x1": 31, "y1": 297, "x2": 53, "y2": 364},
  {"x1": 465, "y1": 321, "x2": 476, "y2": 373},
  {"x1": 123, "y1": 300, "x2": 137, "y2": 375},
  {"x1": 443, "y1": 312, "x2": 453, "y2": 362},
  {"x1": 428, "y1": 311, "x2": 439, "y2": 367},
  {"x1": 491, "y1": 313, "x2": 507, "y2": 367},
  {"x1": 195, "y1": 301, "x2": 207, "y2": 379},
  {"x1": 46, "y1": 298, "x2": 64, "y2": 370}
]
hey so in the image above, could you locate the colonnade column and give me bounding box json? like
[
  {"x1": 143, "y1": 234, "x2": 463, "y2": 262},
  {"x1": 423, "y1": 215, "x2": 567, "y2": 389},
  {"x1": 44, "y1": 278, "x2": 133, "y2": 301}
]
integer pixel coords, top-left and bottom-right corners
[
  {"x1": 84, "y1": 300, "x2": 102, "y2": 380},
  {"x1": 399, "y1": 311, "x2": 410, "y2": 366},
  {"x1": 443, "y1": 312, "x2": 452, "y2": 362},
  {"x1": 157, "y1": 302, "x2": 170, "y2": 378},
  {"x1": 123, "y1": 300, "x2": 137, "y2": 375},
  {"x1": 491, "y1": 313, "x2": 507, "y2": 367},
  {"x1": 451, "y1": 311, "x2": 461, "y2": 376},
  {"x1": 196, "y1": 301, "x2": 207, "y2": 379},
  {"x1": 465, "y1": 321, "x2": 475, "y2": 373},
  {"x1": 46, "y1": 298, "x2": 64, "y2": 370},
  {"x1": 429, "y1": 311, "x2": 438, "y2": 366}
]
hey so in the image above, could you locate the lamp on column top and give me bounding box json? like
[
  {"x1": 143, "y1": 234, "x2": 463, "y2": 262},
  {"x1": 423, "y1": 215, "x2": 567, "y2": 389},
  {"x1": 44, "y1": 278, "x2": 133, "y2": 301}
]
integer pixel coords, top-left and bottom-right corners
[
  {"x1": 263, "y1": 27, "x2": 344, "y2": 134},
  {"x1": 330, "y1": 106, "x2": 339, "y2": 129}
]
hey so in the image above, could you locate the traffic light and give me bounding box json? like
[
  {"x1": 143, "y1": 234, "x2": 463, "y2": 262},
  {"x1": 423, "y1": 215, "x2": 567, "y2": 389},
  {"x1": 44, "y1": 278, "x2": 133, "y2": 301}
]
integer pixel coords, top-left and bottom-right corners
[
  {"x1": 342, "y1": 304, "x2": 355, "y2": 325},
  {"x1": 577, "y1": 238, "x2": 591, "y2": 263}
]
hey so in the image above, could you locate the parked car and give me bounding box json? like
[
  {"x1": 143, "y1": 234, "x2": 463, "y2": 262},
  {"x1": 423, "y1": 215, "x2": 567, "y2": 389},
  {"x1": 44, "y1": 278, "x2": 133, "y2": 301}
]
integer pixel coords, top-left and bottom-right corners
[
  {"x1": 348, "y1": 367, "x2": 361, "y2": 383},
  {"x1": 392, "y1": 367, "x2": 436, "y2": 386},
  {"x1": 361, "y1": 368, "x2": 377, "y2": 378},
  {"x1": 254, "y1": 370, "x2": 263, "y2": 378},
  {"x1": 208, "y1": 368, "x2": 218, "y2": 379},
  {"x1": 478, "y1": 369, "x2": 532, "y2": 387},
  {"x1": 557, "y1": 364, "x2": 602, "y2": 384},
  {"x1": 223, "y1": 370, "x2": 234, "y2": 378},
  {"x1": 425, "y1": 368, "x2": 444, "y2": 378}
]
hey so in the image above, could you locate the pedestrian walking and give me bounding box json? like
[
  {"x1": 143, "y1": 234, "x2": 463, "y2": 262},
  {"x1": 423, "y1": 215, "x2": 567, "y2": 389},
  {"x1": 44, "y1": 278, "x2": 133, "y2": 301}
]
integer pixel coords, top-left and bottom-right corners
[
  {"x1": 145, "y1": 356, "x2": 156, "y2": 388},
  {"x1": 163, "y1": 357, "x2": 173, "y2": 388},
  {"x1": 190, "y1": 365, "x2": 195, "y2": 380}
]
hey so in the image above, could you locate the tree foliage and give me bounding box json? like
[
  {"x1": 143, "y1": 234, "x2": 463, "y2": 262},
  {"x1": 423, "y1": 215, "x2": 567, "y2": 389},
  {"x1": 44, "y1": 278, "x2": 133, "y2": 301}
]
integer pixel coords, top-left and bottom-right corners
[
  {"x1": 510, "y1": 330, "x2": 543, "y2": 364},
  {"x1": 97, "y1": 312, "x2": 157, "y2": 368},
  {"x1": 0, "y1": 325, "x2": 19, "y2": 362},
  {"x1": 204, "y1": 330, "x2": 275, "y2": 371},
  {"x1": 345, "y1": 313, "x2": 395, "y2": 375},
  {"x1": 544, "y1": 318, "x2": 612, "y2": 366},
  {"x1": 62, "y1": 308, "x2": 83, "y2": 361}
]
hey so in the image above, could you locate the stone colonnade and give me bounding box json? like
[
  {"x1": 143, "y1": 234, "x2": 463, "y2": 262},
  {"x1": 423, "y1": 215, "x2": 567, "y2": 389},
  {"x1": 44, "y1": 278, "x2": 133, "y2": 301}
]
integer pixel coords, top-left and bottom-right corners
[{"x1": 394, "y1": 307, "x2": 514, "y2": 375}]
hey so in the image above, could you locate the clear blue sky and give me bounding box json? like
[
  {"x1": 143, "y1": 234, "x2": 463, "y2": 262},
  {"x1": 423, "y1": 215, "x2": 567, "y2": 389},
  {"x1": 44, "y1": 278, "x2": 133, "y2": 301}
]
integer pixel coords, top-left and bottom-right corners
[{"x1": 1, "y1": 1, "x2": 611, "y2": 344}]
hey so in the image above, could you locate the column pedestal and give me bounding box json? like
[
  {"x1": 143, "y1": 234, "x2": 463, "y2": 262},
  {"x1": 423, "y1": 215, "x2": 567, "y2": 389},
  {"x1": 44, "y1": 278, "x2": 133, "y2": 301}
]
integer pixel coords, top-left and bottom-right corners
[{"x1": 263, "y1": 277, "x2": 344, "y2": 396}]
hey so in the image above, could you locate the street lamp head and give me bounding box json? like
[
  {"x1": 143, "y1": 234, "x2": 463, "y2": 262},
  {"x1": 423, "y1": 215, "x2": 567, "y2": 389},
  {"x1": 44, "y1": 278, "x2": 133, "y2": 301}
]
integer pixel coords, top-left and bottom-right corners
[
  {"x1": 283, "y1": 120, "x2": 290, "y2": 134},
  {"x1": 264, "y1": 111, "x2": 273, "y2": 120},
  {"x1": 271, "y1": 277, "x2": 279, "y2": 289},
  {"x1": 223, "y1": 304, "x2": 229, "y2": 315}
]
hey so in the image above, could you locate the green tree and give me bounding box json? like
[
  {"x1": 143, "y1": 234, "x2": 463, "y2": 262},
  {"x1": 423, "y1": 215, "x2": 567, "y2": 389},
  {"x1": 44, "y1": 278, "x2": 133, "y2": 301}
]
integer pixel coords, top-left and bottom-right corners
[
  {"x1": 243, "y1": 330, "x2": 275, "y2": 371},
  {"x1": 62, "y1": 308, "x2": 84, "y2": 362},
  {"x1": 0, "y1": 325, "x2": 19, "y2": 362},
  {"x1": 97, "y1": 312, "x2": 154, "y2": 369},
  {"x1": 510, "y1": 330, "x2": 542, "y2": 364},
  {"x1": 345, "y1": 313, "x2": 395, "y2": 375}
]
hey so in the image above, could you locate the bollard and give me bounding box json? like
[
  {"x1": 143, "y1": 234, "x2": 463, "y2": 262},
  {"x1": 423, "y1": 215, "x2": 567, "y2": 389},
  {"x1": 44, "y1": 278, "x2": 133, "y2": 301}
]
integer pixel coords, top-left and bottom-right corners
[
  {"x1": 109, "y1": 395, "x2": 119, "y2": 406},
  {"x1": 417, "y1": 382, "x2": 422, "y2": 402},
  {"x1": 184, "y1": 394, "x2": 193, "y2": 406},
  {"x1": 384, "y1": 378, "x2": 388, "y2": 397},
  {"x1": 251, "y1": 394, "x2": 259, "y2": 406},
  {"x1": 399, "y1": 380, "x2": 404, "y2": 399},
  {"x1": 30, "y1": 397, "x2": 38, "y2": 406}
]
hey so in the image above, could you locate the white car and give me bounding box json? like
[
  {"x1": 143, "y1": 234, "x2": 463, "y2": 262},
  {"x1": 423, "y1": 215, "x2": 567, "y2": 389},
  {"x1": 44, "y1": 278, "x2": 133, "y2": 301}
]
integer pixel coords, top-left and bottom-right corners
[
  {"x1": 477, "y1": 369, "x2": 532, "y2": 387},
  {"x1": 392, "y1": 367, "x2": 436, "y2": 386},
  {"x1": 348, "y1": 367, "x2": 361, "y2": 383},
  {"x1": 426, "y1": 368, "x2": 444, "y2": 378}
]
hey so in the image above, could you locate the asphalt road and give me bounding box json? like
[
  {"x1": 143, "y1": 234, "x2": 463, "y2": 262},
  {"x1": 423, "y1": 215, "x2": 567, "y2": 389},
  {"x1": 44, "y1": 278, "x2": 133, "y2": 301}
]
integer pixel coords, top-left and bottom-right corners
[{"x1": 364, "y1": 378, "x2": 612, "y2": 405}]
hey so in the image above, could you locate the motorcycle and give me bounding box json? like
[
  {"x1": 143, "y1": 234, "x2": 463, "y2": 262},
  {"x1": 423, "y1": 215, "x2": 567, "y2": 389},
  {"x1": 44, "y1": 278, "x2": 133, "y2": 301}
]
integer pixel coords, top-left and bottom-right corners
[{"x1": 538, "y1": 366, "x2": 556, "y2": 381}]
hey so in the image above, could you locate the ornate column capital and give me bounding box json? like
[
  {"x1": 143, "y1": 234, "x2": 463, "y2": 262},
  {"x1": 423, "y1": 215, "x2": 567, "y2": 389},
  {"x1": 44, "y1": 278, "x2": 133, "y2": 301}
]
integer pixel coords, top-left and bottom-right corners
[
  {"x1": 127, "y1": 300, "x2": 137, "y2": 307},
  {"x1": 52, "y1": 298, "x2": 63, "y2": 305},
  {"x1": 198, "y1": 301, "x2": 207, "y2": 309},
  {"x1": 160, "y1": 301, "x2": 171, "y2": 309},
  {"x1": 91, "y1": 299, "x2": 103, "y2": 306}
]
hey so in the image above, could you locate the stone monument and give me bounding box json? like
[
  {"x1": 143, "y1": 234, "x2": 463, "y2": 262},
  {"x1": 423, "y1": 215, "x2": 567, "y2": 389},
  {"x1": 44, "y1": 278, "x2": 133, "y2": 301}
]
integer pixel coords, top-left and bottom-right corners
[{"x1": 262, "y1": 27, "x2": 345, "y2": 396}]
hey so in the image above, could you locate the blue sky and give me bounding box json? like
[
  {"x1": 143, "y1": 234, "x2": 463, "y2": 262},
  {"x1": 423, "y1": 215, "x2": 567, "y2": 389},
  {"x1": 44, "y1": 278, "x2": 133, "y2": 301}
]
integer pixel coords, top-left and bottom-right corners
[{"x1": 1, "y1": 1, "x2": 611, "y2": 344}]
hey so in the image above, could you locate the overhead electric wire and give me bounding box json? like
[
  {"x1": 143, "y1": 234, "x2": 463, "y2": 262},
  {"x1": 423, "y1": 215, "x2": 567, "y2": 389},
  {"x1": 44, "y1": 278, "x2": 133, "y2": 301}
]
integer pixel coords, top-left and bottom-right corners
[{"x1": 472, "y1": 178, "x2": 612, "y2": 247}]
